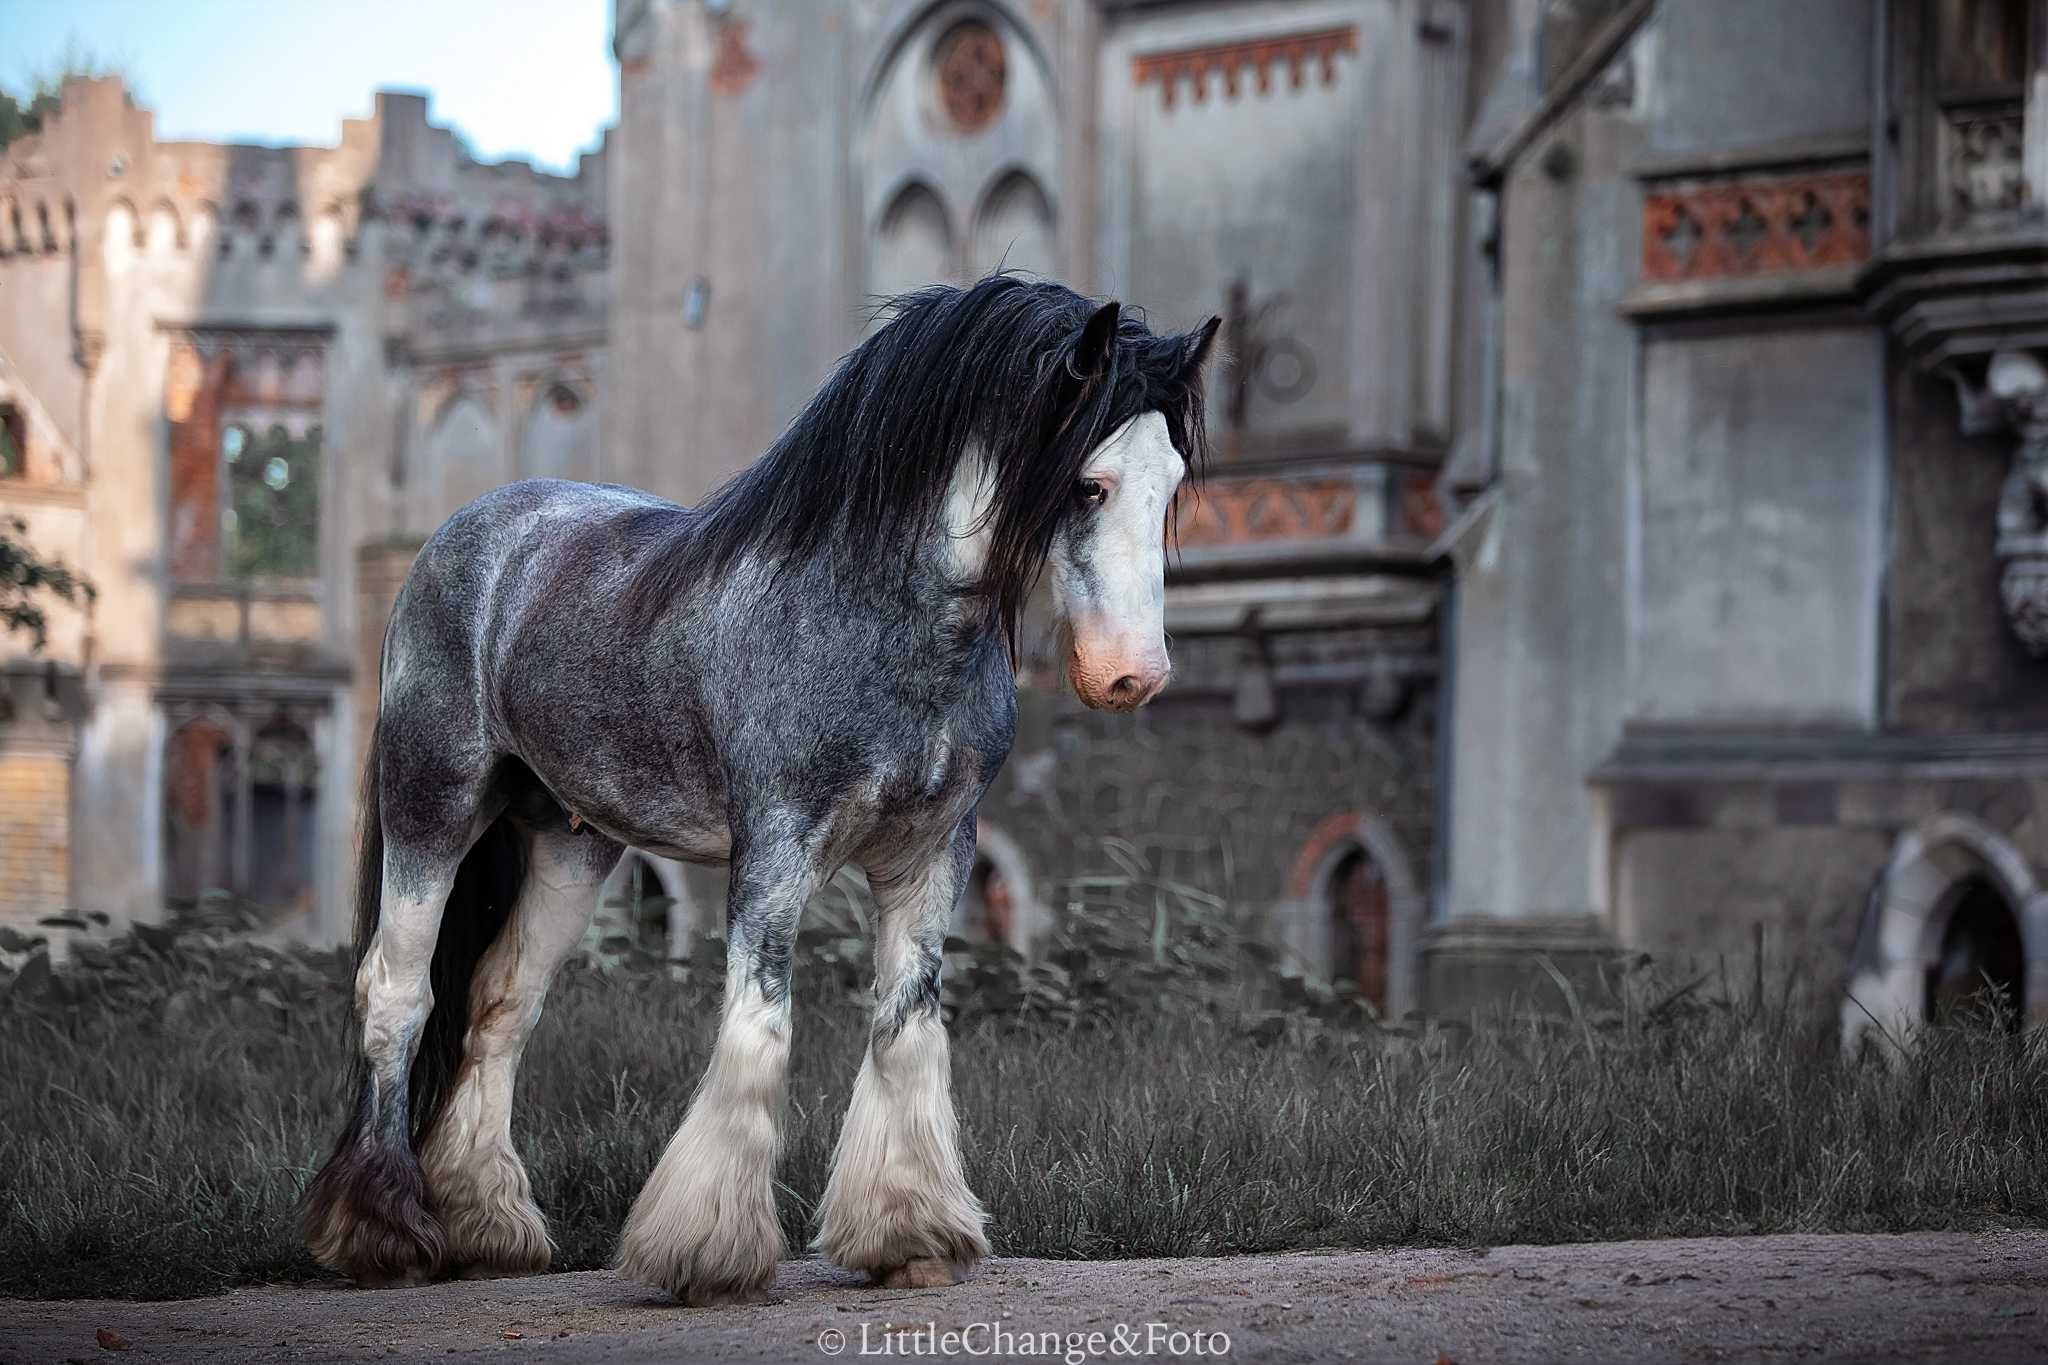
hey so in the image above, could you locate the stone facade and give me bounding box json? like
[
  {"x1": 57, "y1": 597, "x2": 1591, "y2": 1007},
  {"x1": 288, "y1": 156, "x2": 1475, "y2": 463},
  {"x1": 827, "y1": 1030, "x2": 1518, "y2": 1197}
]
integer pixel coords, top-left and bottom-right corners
[
  {"x1": 0, "y1": 80, "x2": 610, "y2": 942},
  {"x1": 8, "y1": 0, "x2": 2047, "y2": 1033},
  {"x1": 1451, "y1": 0, "x2": 2048, "y2": 1032}
]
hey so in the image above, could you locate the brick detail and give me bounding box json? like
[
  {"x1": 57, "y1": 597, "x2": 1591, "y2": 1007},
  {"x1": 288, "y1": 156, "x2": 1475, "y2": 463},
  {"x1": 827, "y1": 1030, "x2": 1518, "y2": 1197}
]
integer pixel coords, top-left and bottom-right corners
[
  {"x1": 1641, "y1": 171, "x2": 1871, "y2": 283},
  {"x1": 1287, "y1": 810, "x2": 1365, "y2": 899},
  {"x1": 166, "y1": 348, "x2": 231, "y2": 580},
  {"x1": 1134, "y1": 27, "x2": 1358, "y2": 110},
  {"x1": 0, "y1": 754, "x2": 71, "y2": 919},
  {"x1": 1177, "y1": 477, "x2": 1356, "y2": 547}
]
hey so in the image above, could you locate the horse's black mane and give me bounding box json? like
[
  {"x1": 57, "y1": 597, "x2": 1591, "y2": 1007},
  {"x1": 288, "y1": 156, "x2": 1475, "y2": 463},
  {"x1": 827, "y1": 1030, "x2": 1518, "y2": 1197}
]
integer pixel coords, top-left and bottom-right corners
[{"x1": 618, "y1": 273, "x2": 1216, "y2": 648}]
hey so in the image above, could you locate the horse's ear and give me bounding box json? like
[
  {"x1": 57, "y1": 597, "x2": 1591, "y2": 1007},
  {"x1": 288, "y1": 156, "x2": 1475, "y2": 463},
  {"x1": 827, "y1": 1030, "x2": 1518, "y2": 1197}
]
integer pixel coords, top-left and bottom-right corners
[
  {"x1": 1070, "y1": 301, "x2": 1121, "y2": 379},
  {"x1": 1182, "y1": 315, "x2": 1224, "y2": 377}
]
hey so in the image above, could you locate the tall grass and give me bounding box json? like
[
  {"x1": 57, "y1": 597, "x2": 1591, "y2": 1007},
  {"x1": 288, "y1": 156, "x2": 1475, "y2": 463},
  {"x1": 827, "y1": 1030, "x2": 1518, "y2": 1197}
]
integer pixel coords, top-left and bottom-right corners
[{"x1": 2, "y1": 915, "x2": 2045, "y2": 1301}]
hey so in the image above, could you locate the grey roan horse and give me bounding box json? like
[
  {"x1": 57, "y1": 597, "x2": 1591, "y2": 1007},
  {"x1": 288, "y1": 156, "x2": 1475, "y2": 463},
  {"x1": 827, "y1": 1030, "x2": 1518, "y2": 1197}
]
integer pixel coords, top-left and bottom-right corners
[{"x1": 303, "y1": 274, "x2": 1220, "y2": 1304}]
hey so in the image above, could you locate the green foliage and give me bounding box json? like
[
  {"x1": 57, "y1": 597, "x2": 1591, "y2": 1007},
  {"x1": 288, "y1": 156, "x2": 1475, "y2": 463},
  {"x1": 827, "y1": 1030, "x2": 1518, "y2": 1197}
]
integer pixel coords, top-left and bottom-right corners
[
  {"x1": 0, "y1": 516, "x2": 94, "y2": 652},
  {"x1": 222, "y1": 425, "x2": 321, "y2": 580},
  {"x1": 0, "y1": 88, "x2": 58, "y2": 153},
  {"x1": 1, "y1": 913, "x2": 2044, "y2": 1301},
  {"x1": 0, "y1": 38, "x2": 134, "y2": 152}
]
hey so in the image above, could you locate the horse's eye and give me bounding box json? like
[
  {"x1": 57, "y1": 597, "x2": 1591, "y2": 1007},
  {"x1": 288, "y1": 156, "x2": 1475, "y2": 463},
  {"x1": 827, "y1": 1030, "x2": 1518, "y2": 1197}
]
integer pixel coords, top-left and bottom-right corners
[{"x1": 1075, "y1": 479, "x2": 1108, "y2": 507}]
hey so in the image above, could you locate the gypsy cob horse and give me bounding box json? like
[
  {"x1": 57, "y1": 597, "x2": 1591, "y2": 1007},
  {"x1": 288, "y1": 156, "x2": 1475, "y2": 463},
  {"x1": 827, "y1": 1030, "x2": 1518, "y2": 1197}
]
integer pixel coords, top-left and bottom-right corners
[{"x1": 302, "y1": 274, "x2": 1220, "y2": 1304}]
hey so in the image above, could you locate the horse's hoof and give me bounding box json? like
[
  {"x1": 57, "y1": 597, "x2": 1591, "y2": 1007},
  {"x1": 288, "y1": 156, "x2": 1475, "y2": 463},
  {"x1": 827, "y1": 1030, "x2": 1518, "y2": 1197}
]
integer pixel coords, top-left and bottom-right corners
[
  {"x1": 682, "y1": 1283, "x2": 776, "y2": 1307},
  {"x1": 303, "y1": 1171, "x2": 447, "y2": 1287},
  {"x1": 435, "y1": 1198, "x2": 552, "y2": 1282},
  {"x1": 875, "y1": 1257, "x2": 967, "y2": 1290},
  {"x1": 451, "y1": 1257, "x2": 548, "y2": 1281}
]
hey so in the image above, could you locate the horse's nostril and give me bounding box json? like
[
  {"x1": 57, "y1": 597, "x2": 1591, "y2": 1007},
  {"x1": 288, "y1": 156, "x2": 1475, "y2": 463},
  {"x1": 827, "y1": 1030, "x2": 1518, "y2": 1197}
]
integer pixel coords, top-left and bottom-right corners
[{"x1": 1109, "y1": 675, "x2": 1143, "y2": 704}]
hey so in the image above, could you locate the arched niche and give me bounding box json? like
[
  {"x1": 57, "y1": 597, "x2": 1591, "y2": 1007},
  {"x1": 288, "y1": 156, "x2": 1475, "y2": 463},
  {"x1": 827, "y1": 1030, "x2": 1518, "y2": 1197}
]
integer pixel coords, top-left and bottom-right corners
[
  {"x1": 970, "y1": 167, "x2": 1055, "y2": 278},
  {"x1": 1276, "y1": 812, "x2": 1425, "y2": 1019},
  {"x1": 425, "y1": 394, "x2": 502, "y2": 528},
  {"x1": 190, "y1": 202, "x2": 221, "y2": 258},
  {"x1": 519, "y1": 380, "x2": 597, "y2": 482},
  {"x1": 308, "y1": 206, "x2": 347, "y2": 276},
  {"x1": 955, "y1": 819, "x2": 1048, "y2": 953},
  {"x1": 871, "y1": 181, "x2": 954, "y2": 301},
  {"x1": 146, "y1": 200, "x2": 184, "y2": 254},
  {"x1": 1843, "y1": 813, "x2": 2045, "y2": 1049},
  {"x1": 162, "y1": 711, "x2": 237, "y2": 906},
  {"x1": 161, "y1": 705, "x2": 321, "y2": 923},
  {"x1": 102, "y1": 199, "x2": 139, "y2": 271}
]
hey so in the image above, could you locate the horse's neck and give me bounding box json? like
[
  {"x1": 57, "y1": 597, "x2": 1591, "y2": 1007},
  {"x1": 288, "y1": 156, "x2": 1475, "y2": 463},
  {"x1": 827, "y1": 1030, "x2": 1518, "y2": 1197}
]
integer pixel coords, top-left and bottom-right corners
[{"x1": 938, "y1": 446, "x2": 997, "y2": 585}]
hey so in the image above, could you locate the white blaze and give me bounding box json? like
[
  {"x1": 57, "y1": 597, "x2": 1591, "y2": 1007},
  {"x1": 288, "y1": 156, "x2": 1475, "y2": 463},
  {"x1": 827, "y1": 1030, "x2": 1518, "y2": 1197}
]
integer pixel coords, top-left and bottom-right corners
[{"x1": 1048, "y1": 411, "x2": 1184, "y2": 709}]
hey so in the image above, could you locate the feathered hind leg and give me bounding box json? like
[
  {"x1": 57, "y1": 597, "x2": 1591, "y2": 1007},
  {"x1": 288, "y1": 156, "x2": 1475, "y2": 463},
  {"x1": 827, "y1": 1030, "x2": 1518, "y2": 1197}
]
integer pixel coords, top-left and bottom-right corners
[
  {"x1": 816, "y1": 818, "x2": 988, "y2": 1289},
  {"x1": 303, "y1": 717, "x2": 508, "y2": 1288},
  {"x1": 302, "y1": 842, "x2": 466, "y2": 1286},
  {"x1": 419, "y1": 822, "x2": 620, "y2": 1278}
]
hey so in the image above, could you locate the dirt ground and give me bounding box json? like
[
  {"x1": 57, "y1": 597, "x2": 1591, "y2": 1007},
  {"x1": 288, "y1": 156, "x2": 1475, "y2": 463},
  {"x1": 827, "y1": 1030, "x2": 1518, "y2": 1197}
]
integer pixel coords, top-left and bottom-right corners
[{"x1": 4, "y1": 1230, "x2": 2045, "y2": 1365}]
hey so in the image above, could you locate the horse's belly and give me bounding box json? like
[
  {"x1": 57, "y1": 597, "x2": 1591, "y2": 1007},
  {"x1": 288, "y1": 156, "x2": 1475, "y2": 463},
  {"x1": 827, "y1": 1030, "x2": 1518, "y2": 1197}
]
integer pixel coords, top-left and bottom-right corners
[
  {"x1": 636, "y1": 817, "x2": 735, "y2": 865},
  {"x1": 525, "y1": 756, "x2": 734, "y2": 865}
]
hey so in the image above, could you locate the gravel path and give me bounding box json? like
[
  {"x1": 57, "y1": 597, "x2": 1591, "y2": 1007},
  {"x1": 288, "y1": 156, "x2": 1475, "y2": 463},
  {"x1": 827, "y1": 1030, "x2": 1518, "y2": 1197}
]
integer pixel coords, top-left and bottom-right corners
[{"x1": 5, "y1": 1230, "x2": 2045, "y2": 1365}]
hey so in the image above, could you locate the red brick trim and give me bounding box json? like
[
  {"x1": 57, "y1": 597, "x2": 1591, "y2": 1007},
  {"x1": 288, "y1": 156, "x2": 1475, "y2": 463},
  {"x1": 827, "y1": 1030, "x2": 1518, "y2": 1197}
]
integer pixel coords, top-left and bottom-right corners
[
  {"x1": 1133, "y1": 27, "x2": 1358, "y2": 110},
  {"x1": 1642, "y1": 171, "x2": 1870, "y2": 283},
  {"x1": 1287, "y1": 810, "x2": 1365, "y2": 899},
  {"x1": 1177, "y1": 477, "x2": 1355, "y2": 547}
]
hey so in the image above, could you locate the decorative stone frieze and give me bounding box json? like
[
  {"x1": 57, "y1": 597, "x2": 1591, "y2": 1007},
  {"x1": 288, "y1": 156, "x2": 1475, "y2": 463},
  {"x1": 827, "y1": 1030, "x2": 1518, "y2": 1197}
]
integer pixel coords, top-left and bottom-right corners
[
  {"x1": 1641, "y1": 171, "x2": 1870, "y2": 283},
  {"x1": 1942, "y1": 103, "x2": 2026, "y2": 227},
  {"x1": 1176, "y1": 477, "x2": 1356, "y2": 547},
  {"x1": 1132, "y1": 27, "x2": 1358, "y2": 110}
]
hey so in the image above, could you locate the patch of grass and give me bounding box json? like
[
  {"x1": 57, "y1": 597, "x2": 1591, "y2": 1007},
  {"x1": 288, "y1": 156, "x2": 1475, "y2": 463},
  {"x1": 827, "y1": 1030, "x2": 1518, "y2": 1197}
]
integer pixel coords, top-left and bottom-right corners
[{"x1": 1, "y1": 918, "x2": 2045, "y2": 1300}]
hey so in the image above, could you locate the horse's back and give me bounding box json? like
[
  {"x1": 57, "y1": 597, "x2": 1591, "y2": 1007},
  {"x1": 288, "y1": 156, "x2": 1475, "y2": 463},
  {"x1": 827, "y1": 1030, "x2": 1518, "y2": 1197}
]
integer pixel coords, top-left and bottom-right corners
[{"x1": 385, "y1": 480, "x2": 682, "y2": 692}]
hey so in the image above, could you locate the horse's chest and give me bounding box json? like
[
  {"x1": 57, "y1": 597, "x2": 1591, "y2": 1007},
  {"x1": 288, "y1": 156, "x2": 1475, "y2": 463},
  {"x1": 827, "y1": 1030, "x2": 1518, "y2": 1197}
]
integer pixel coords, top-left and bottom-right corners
[{"x1": 853, "y1": 724, "x2": 985, "y2": 848}]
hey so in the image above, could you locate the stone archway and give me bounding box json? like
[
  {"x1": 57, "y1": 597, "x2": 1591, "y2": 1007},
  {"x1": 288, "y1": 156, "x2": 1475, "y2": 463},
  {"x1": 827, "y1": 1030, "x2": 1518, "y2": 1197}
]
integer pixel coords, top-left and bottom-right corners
[
  {"x1": 1843, "y1": 814, "x2": 2046, "y2": 1047},
  {"x1": 956, "y1": 820, "x2": 1047, "y2": 953},
  {"x1": 1280, "y1": 812, "x2": 1425, "y2": 1019},
  {"x1": 160, "y1": 700, "x2": 323, "y2": 927}
]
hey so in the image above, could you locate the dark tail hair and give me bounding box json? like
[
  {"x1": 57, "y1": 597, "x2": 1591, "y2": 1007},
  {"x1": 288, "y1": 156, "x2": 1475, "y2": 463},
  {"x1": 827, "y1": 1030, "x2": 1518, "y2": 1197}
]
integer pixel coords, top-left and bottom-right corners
[
  {"x1": 345, "y1": 718, "x2": 529, "y2": 1150},
  {"x1": 305, "y1": 717, "x2": 528, "y2": 1282}
]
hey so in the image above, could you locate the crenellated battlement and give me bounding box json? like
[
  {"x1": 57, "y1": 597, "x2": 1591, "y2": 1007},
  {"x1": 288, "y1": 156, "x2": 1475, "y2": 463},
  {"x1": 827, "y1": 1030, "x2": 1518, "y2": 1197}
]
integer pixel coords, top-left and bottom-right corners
[{"x1": 0, "y1": 77, "x2": 608, "y2": 284}]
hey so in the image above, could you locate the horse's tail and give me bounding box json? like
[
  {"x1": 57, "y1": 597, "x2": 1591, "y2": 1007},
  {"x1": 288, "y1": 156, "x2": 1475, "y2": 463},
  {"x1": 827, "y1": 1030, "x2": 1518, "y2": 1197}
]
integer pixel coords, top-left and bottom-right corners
[
  {"x1": 408, "y1": 811, "x2": 527, "y2": 1151},
  {"x1": 305, "y1": 715, "x2": 528, "y2": 1281},
  {"x1": 343, "y1": 717, "x2": 529, "y2": 1148}
]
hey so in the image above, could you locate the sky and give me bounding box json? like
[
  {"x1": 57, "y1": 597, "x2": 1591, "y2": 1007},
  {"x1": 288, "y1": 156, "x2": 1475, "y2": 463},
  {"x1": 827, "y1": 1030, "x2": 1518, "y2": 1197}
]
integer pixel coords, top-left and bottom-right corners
[{"x1": 6, "y1": 0, "x2": 617, "y2": 173}]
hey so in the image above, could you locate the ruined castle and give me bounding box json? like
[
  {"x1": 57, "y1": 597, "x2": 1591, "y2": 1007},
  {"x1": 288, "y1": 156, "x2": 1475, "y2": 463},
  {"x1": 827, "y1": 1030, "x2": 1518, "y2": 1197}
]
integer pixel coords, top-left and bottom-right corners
[{"x1": 4, "y1": 0, "x2": 2044, "y2": 1035}]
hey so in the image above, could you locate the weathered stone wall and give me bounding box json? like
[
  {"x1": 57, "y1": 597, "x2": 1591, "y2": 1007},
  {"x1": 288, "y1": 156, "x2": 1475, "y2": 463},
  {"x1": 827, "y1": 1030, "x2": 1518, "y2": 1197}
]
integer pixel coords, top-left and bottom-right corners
[
  {"x1": 982, "y1": 631, "x2": 1437, "y2": 982},
  {"x1": 1885, "y1": 360, "x2": 2048, "y2": 732},
  {"x1": 1446, "y1": 35, "x2": 1648, "y2": 925},
  {"x1": 1603, "y1": 767, "x2": 2048, "y2": 1015}
]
